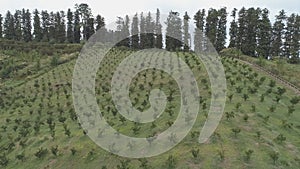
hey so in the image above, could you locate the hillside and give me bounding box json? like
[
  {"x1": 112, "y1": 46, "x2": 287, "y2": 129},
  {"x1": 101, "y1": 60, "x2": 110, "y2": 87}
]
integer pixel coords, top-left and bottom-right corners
[{"x1": 0, "y1": 47, "x2": 299, "y2": 169}]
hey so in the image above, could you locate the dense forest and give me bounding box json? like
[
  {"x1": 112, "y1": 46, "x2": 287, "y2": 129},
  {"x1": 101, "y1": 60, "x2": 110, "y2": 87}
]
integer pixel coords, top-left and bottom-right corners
[{"x1": 0, "y1": 3, "x2": 299, "y2": 63}]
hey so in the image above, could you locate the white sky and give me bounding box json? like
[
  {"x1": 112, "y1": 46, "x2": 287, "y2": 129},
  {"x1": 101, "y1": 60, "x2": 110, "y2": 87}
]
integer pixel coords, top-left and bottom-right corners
[{"x1": 0, "y1": 0, "x2": 299, "y2": 24}]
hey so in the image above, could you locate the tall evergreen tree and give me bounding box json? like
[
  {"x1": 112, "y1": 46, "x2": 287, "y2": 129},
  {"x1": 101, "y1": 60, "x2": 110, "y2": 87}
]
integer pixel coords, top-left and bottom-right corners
[
  {"x1": 271, "y1": 10, "x2": 286, "y2": 57},
  {"x1": 73, "y1": 10, "x2": 81, "y2": 43},
  {"x1": 145, "y1": 12, "x2": 155, "y2": 48},
  {"x1": 155, "y1": 9, "x2": 163, "y2": 49},
  {"x1": 14, "y1": 10, "x2": 22, "y2": 41},
  {"x1": 165, "y1": 11, "x2": 182, "y2": 51},
  {"x1": 183, "y1": 12, "x2": 191, "y2": 51},
  {"x1": 33, "y1": 9, "x2": 43, "y2": 41},
  {"x1": 140, "y1": 13, "x2": 146, "y2": 49},
  {"x1": 122, "y1": 15, "x2": 130, "y2": 47},
  {"x1": 41, "y1": 10, "x2": 50, "y2": 41},
  {"x1": 85, "y1": 17, "x2": 95, "y2": 40},
  {"x1": 290, "y1": 14, "x2": 300, "y2": 61},
  {"x1": 244, "y1": 8, "x2": 260, "y2": 56},
  {"x1": 229, "y1": 8, "x2": 238, "y2": 48},
  {"x1": 0, "y1": 14, "x2": 2, "y2": 38},
  {"x1": 215, "y1": 7, "x2": 227, "y2": 52},
  {"x1": 75, "y1": 3, "x2": 92, "y2": 41},
  {"x1": 23, "y1": 9, "x2": 32, "y2": 42},
  {"x1": 205, "y1": 8, "x2": 219, "y2": 48},
  {"x1": 66, "y1": 9, "x2": 74, "y2": 43},
  {"x1": 257, "y1": 8, "x2": 272, "y2": 58},
  {"x1": 131, "y1": 13, "x2": 139, "y2": 49},
  {"x1": 194, "y1": 9, "x2": 205, "y2": 52},
  {"x1": 95, "y1": 14, "x2": 105, "y2": 31},
  {"x1": 3, "y1": 11, "x2": 15, "y2": 40},
  {"x1": 236, "y1": 7, "x2": 247, "y2": 52},
  {"x1": 284, "y1": 13, "x2": 295, "y2": 58}
]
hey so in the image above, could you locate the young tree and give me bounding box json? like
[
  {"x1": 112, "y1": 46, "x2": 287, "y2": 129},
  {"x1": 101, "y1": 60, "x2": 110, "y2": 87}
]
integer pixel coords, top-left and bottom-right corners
[
  {"x1": 155, "y1": 9, "x2": 163, "y2": 49},
  {"x1": 215, "y1": 7, "x2": 227, "y2": 52},
  {"x1": 131, "y1": 13, "x2": 139, "y2": 49},
  {"x1": 229, "y1": 8, "x2": 238, "y2": 48},
  {"x1": 194, "y1": 9, "x2": 205, "y2": 52},
  {"x1": 66, "y1": 9, "x2": 74, "y2": 43},
  {"x1": 183, "y1": 12, "x2": 191, "y2": 51},
  {"x1": 165, "y1": 11, "x2": 182, "y2": 51},
  {"x1": 33, "y1": 9, "x2": 43, "y2": 41}
]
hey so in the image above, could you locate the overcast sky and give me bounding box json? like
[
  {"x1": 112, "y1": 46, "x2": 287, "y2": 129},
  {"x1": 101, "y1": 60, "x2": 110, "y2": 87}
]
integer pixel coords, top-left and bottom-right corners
[{"x1": 0, "y1": 0, "x2": 299, "y2": 24}]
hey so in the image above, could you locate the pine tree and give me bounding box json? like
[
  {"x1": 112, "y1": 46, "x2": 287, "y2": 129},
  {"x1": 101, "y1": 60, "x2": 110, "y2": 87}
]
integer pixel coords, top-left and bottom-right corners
[
  {"x1": 183, "y1": 12, "x2": 191, "y2": 51},
  {"x1": 194, "y1": 9, "x2": 205, "y2": 52},
  {"x1": 22, "y1": 9, "x2": 32, "y2": 42},
  {"x1": 14, "y1": 10, "x2": 22, "y2": 41},
  {"x1": 244, "y1": 8, "x2": 260, "y2": 56},
  {"x1": 3, "y1": 11, "x2": 15, "y2": 40},
  {"x1": 165, "y1": 11, "x2": 182, "y2": 51},
  {"x1": 75, "y1": 3, "x2": 92, "y2": 41},
  {"x1": 215, "y1": 7, "x2": 227, "y2": 52},
  {"x1": 122, "y1": 15, "x2": 130, "y2": 47},
  {"x1": 155, "y1": 9, "x2": 163, "y2": 49},
  {"x1": 85, "y1": 17, "x2": 95, "y2": 40},
  {"x1": 95, "y1": 15, "x2": 105, "y2": 31},
  {"x1": 131, "y1": 13, "x2": 139, "y2": 49},
  {"x1": 236, "y1": 7, "x2": 247, "y2": 52},
  {"x1": 140, "y1": 13, "x2": 146, "y2": 49},
  {"x1": 257, "y1": 8, "x2": 272, "y2": 58},
  {"x1": 290, "y1": 14, "x2": 300, "y2": 62},
  {"x1": 66, "y1": 9, "x2": 74, "y2": 43},
  {"x1": 145, "y1": 12, "x2": 155, "y2": 48},
  {"x1": 205, "y1": 8, "x2": 219, "y2": 48},
  {"x1": 48, "y1": 12, "x2": 56, "y2": 42},
  {"x1": 41, "y1": 10, "x2": 50, "y2": 41},
  {"x1": 229, "y1": 8, "x2": 238, "y2": 48},
  {"x1": 33, "y1": 9, "x2": 43, "y2": 41},
  {"x1": 0, "y1": 14, "x2": 2, "y2": 38},
  {"x1": 284, "y1": 14, "x2": 295, "y2": 58},
  {"x1": 271, "y1": 10, "x2": 286, "y2": 57},
  {"x1": 73, "y1": 10, "x2": 81, "y2": 43}
]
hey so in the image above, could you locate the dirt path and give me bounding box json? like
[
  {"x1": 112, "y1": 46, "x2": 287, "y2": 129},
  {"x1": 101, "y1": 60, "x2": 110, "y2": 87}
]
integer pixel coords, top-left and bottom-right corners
[{"x1": 235, "y1": 58, "x2": 300, "y2": 96}]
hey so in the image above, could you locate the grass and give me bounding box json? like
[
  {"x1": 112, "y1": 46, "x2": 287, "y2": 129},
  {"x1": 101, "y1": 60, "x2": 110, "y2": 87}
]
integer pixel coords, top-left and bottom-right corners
[{"x1": 0, "y1": 47, "x2": 299, "y2": 168}]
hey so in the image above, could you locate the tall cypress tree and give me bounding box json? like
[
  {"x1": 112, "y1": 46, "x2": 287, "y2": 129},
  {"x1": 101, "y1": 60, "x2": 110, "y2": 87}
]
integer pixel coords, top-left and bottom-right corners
[
  {"x1": 194, "y1": 9, "x2": 205, "y2": 52},
  {"x1": 23, "y1": 9, "x2": 32, "y2": 42},
  {"x1": 289, "y1": 14, "x2": 300, "y2": 63},
  {"x1": 140, "y1": 13, "x2": 146, "y2": 49},
  {"x1": 165, "y1": 11, "x2": 182, "y2": 51},
  {"x1": 271, "y1": 10, "x2": 286, "y2": 57},
  {"x1": 85, "y1": 17, "x2": 95, "y2": 40},
  {"x1": 284, "y1": 13, "x2": 295, "y2": 58},
  {"x1": 14, "y1": 10, "x2": 22, "y2": 41},
  {"x1": 183, "y1": 12, "x2": 190, "y2": 51},
  {"x1": 73, "y1": 10, "x2": 81, "y2": 43},
  {"x1": 131, "y1": 13, "x2": 139, "y2": 49},
  {"x1": 155, "y1": 9, "x2": 163, "y2": 49},
  {"x1": 236, "y1": 7, "x2": 247, "y2": 52},
  {"x1": 205, "y1": 8, "x2": 218, "y2": 48},
  {"x1": 145, "y1": 12, "x2": 155, "y2": 48},
  {"x1": 257, "y1": 8, "x2": 272, "y2": 58},
  {"x1": 215, "y1": 7, "x2": 227, "y2": 52},
  {"x1": 41, "y1": 10, "x2": 50, "y2": 41},
  {"x1": 244, "y1": 8, "x2": 260, "y2": 56},
  {"x1": 66, "y1": 9, "x2": 74, "y2": 43},
  {"x1": 95, "y1": 14, "x2": 105, "y2": 31},
  {"x1": 0, "y1": 14, "x2": 2, "y2": 38},
  {"x1": 229, "y1": 8, "x2": 238, "y2": 48},
  {"x1": 33, "y1": 9, "x2": 43, "y2": 41},
  {"x1": 4, "y1": 11, "x2": 15, "y2": 40}
]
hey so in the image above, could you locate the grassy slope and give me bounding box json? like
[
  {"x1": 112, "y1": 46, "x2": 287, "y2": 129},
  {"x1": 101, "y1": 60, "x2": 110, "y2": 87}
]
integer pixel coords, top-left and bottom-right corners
[{"x1": 0, "y1": 49, "x2": 299, "y2": 169}]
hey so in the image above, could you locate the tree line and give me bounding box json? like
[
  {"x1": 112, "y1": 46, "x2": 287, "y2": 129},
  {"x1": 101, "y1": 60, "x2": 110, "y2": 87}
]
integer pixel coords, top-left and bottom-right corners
[{"x1": 0, "y1": 4, "x2": 299, "y2": 62}]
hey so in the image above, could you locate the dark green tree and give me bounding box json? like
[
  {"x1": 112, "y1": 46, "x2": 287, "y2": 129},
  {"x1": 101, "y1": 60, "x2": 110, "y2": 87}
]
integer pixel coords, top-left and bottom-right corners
[
  {"x1": 140, "y1": 12, "x2": 146, "y2": 49},
  {"x1": 73, "y1": 10, "x2": 81, "y2": 43},
  {"x1": 271, "y1": 10, "x2": 286, "y2": 57},
  {"x1": 131, "y1": 13, "x2": 139, "y2": 49},
  {"x1": 41, "y1": 10, "x2": 50, "y2": 41},
  {"x1": 205, "y1": 8, "x2": 218, "y2": 48},
  {"x1": 95, "y1": 14, "x2": 105, "y2": 31},
  {"x1": 155, "y1": 9, "x2": 163, "y2": 49},
  {"x1": 33, "y1": 9, "x2": 43, "y2": 41},
  {"x1": 145, "y1": 12, "x2": 155, "y2": 48},
  {"x1": 257, "y1": 8, "x2": 272, "y2": 58},
  {"x1": 0, "y1": 14, "x2": 2, "y2": 38},
  {"x1": 215, "y1": 7, "x2": 227, "y2": 52},
  {"x1": 165, "y1": 11, "x2": 182, "y2": 51},
  {"x1": 183, "y1": 12, "x2": 191, "y2": 51},
  {"x1": 22, "y1": 9, "x2": 32, "y2": 42},
  {"x1": 194, "y1": 9, "x2": 205, "y2": 52},
  {"x1": 14, "y1": 10, "x2": 22, "y2": 41},
  {"x1": 3, "y1": 11, "x2": 15, "y2": 40},
  {"x1": 229, "y1": 8, "x2": 238, "y2": 48},
  {"x1": 66, "y1": 9, "x2": 74, "y2": 43}
]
